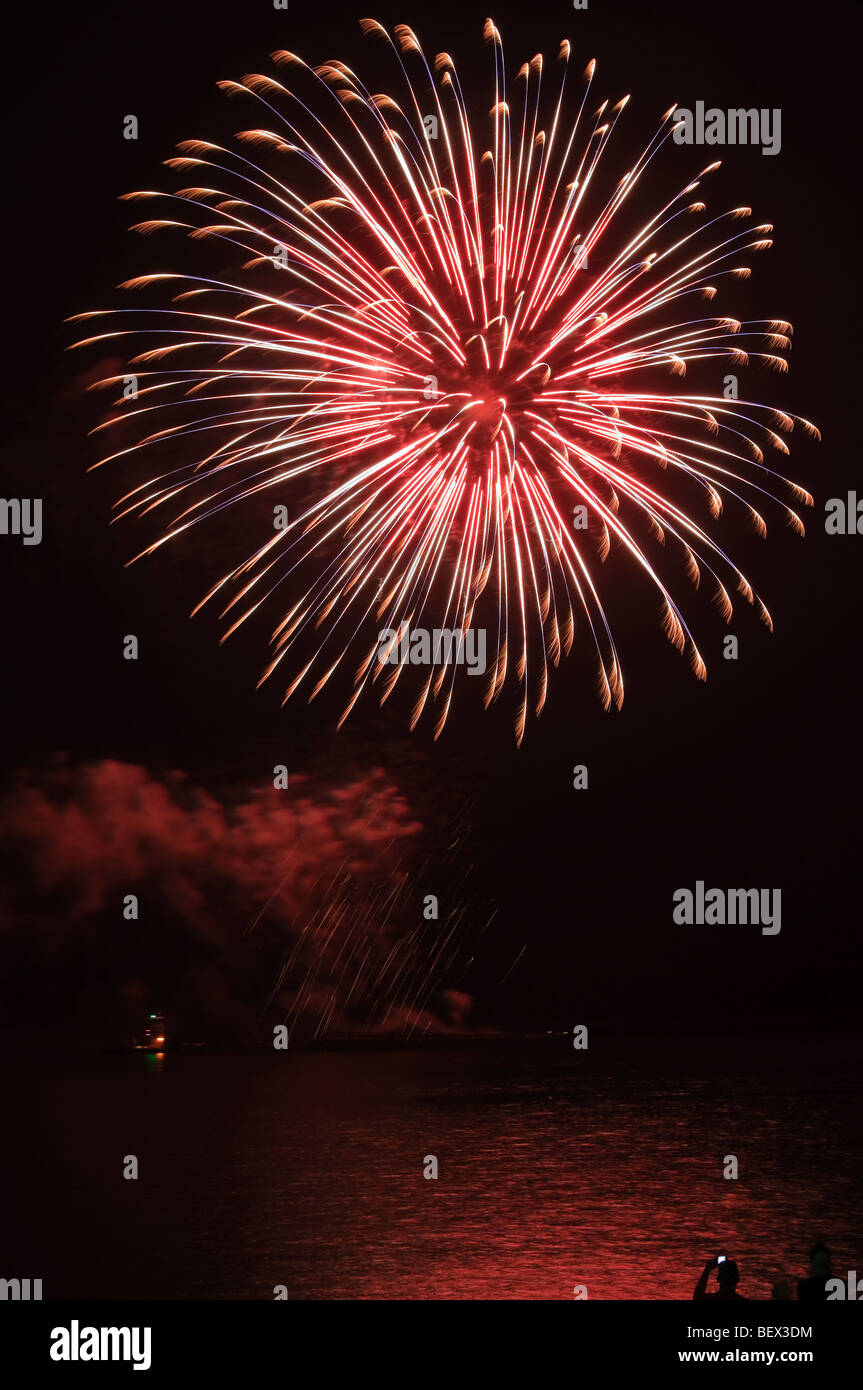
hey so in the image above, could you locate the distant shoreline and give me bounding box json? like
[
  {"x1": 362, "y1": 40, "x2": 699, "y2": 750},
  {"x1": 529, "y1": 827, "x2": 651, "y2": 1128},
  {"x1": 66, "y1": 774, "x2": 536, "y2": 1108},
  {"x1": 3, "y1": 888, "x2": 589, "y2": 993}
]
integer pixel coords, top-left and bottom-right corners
[{"x1": 2, "y1": 1028, "x2": 861, "y2": 1062}]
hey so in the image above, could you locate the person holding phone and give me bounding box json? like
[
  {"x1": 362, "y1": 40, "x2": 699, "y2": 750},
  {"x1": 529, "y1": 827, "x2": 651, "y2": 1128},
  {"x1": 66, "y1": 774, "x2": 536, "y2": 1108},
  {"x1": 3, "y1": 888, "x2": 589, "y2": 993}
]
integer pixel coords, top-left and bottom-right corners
[{"x1": 693, "y1": 1253, "x2": 747, "y2": 1300}]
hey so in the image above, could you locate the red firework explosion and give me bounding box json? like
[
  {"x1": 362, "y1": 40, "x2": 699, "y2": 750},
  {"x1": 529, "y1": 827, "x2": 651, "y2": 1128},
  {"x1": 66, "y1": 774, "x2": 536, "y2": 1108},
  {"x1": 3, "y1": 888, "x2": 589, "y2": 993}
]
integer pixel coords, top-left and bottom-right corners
[{"x1": 71, "y1": 19, "x2": 818, "y2": 743}]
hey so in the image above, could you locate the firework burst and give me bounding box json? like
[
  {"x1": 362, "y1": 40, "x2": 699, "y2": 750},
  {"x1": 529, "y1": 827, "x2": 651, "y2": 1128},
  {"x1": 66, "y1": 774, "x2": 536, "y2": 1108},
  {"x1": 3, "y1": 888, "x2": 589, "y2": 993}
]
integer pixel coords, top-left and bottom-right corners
[{"x1": 72, "y1": 19, "x2": 818, "y2": 743}]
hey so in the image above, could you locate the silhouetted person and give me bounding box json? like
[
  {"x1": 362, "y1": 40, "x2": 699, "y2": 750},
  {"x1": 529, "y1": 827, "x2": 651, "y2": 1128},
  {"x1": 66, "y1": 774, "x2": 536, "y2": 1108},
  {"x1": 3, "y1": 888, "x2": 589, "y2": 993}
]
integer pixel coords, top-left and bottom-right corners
[
  {"x1": 694, "y1": 1256, "x2": 747, "y2": 1300},
  {"x1": 797, "y1": 1243, "x2": 832, "y2": 1302}
]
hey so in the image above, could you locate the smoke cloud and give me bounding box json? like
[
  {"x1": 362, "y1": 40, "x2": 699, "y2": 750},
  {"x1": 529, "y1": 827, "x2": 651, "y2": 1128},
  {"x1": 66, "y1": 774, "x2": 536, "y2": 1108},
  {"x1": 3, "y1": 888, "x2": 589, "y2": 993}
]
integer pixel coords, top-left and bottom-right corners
[{"x1": 0, "y1": 759, "x2": 478, "y2": 1045}]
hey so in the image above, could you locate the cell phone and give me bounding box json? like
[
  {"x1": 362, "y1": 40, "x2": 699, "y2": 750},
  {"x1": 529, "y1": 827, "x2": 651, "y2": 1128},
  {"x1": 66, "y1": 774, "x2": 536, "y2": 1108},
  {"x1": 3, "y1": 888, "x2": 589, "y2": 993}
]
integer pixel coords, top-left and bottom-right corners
[{"x1": 717, "y1": 1254, "x2": 727, "y2": 1264}]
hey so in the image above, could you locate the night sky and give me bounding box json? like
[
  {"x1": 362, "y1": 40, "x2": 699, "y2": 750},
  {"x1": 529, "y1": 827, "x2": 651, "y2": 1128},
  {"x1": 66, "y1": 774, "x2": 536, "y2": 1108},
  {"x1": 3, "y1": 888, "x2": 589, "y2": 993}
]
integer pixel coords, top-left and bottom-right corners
[{"x1": 1, "y1": 0, "x2": 859, "y2": 1042}]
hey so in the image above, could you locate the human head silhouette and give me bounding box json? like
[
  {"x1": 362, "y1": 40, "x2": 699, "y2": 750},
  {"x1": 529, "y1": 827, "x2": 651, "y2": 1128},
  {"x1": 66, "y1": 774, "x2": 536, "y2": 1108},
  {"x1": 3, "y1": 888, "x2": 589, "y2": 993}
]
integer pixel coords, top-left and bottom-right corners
[
  {"x1": 809, "y1": 1244, "x2": 831, "y2": 1277},
  {"x1": 717, "y1": 1260, "x2": 739, "y2": 1291}
]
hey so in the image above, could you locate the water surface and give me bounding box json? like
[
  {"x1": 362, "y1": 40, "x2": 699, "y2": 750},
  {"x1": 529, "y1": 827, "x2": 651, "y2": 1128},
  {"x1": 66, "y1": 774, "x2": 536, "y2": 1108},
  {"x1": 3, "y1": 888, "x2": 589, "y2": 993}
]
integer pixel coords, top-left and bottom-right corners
[{"x1": 3, "y1": 1037, "x2": 860, "y2": 1299}]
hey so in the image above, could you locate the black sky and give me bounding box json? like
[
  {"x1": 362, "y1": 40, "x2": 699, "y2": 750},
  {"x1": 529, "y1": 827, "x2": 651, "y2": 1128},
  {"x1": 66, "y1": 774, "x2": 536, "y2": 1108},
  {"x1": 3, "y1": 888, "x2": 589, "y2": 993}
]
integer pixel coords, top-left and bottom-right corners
[{"x1": 1, "y1": 0, "x2": 860, "y2": 1036}]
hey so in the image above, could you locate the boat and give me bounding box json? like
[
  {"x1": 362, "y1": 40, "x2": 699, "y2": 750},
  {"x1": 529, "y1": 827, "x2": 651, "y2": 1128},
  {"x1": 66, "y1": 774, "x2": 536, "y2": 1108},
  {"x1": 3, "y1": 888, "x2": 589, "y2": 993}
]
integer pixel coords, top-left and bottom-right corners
[{"x1": 132, "y1": 1011, "x2": 167, "y2": 1051}]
